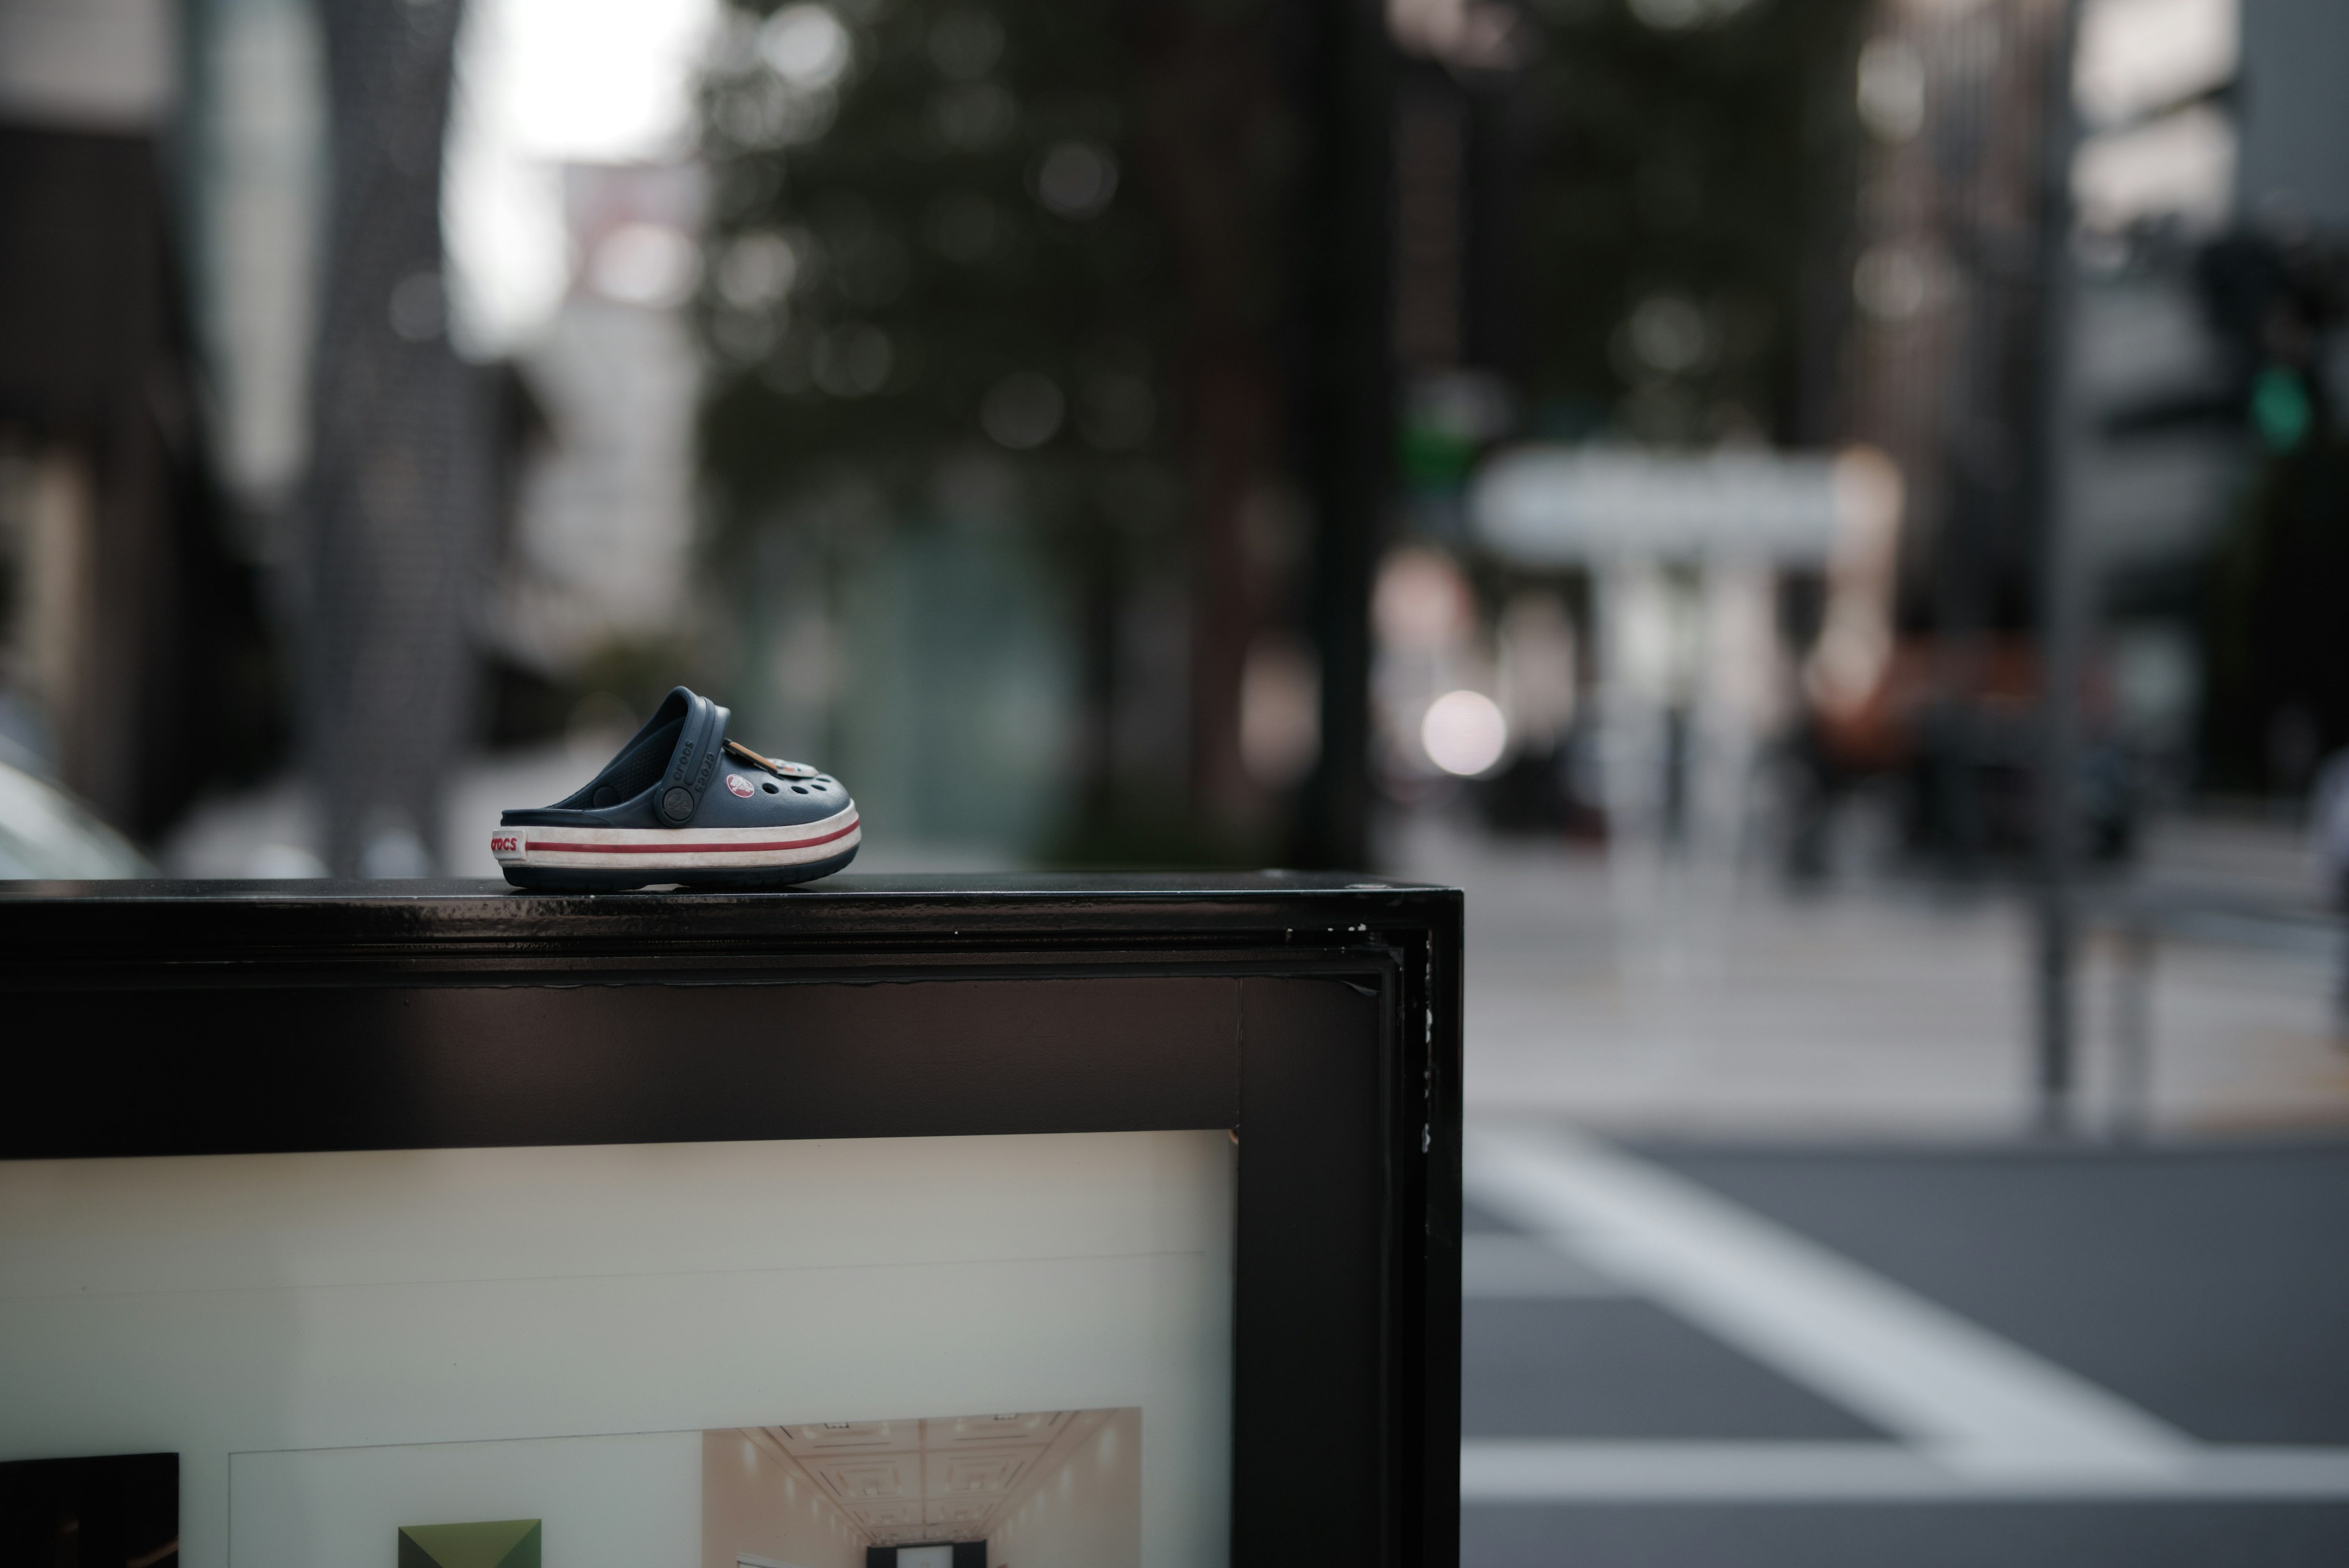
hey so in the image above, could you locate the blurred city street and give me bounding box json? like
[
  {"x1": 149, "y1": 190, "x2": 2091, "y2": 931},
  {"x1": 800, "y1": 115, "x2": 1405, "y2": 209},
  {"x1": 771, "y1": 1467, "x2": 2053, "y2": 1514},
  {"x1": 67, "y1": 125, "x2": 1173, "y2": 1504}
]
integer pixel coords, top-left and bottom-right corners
[
  {"x1": 9, "y1": 0, "x2": 2349, "y2": 1558},
  {"x1": 1387, "y1": 812, "x2": 2349, "y2": 1564}
]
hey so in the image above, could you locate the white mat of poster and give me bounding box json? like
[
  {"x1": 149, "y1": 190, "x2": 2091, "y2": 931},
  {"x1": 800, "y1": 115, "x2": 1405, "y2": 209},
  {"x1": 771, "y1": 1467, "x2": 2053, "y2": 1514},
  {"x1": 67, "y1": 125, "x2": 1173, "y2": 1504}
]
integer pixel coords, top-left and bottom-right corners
[{"x1": 0, "y1": 1131, "x2": 1233, "y2": 1568}]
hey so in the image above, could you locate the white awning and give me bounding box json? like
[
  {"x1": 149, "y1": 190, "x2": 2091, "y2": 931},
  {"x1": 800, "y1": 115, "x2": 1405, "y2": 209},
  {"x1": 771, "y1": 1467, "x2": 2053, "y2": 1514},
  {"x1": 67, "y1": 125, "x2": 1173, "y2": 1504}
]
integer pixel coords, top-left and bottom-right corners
[{"x1": 1469, "y1": 445, "x2": 1899, "y2": 566}]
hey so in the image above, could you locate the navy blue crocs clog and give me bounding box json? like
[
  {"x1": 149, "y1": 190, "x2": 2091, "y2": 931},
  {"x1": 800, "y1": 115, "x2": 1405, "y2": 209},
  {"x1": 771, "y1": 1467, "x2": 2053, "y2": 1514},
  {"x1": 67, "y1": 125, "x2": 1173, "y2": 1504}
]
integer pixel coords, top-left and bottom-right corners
[{"x1": 492, "y1": 686, "x2": 859, "y2": 891}]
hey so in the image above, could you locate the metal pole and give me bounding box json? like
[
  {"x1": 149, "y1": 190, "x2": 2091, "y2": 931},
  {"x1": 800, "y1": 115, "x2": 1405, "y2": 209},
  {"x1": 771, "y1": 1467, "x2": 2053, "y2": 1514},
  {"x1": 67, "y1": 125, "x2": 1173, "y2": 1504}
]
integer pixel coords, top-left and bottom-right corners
[
  {"x1": 2110, "y1": 916, "x2": 2154, "y2": 1142},
  {"x1": 2031, "y1": 0, "x2": 2087, "y2": 1135}
]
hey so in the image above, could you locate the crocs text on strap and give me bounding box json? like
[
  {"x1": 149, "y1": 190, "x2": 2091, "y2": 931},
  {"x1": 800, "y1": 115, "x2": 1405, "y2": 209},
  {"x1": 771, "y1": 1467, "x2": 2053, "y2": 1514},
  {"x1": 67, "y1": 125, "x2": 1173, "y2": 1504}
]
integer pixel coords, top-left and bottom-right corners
[{"x1": 658, "y1": 689, "x2": 731, "y2": 825}]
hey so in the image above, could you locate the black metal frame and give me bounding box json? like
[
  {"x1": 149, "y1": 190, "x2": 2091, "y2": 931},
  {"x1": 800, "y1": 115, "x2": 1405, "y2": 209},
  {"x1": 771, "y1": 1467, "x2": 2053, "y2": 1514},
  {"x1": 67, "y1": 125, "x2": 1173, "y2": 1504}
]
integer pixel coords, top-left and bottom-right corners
[{"x1": 0, "y1": 873, "x2": 1463, "y2": 1568}]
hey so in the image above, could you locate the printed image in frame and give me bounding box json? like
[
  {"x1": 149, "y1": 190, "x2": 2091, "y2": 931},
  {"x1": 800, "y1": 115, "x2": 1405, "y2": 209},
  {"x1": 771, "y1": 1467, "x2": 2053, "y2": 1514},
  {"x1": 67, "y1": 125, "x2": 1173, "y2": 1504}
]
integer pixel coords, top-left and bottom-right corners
[
  {"x1": 707, "y1": 1411, "x2": 1138, "y2": 1568},
  {"x1": 0, "y1": 1454, "x2": 177, "y2": 1568}
]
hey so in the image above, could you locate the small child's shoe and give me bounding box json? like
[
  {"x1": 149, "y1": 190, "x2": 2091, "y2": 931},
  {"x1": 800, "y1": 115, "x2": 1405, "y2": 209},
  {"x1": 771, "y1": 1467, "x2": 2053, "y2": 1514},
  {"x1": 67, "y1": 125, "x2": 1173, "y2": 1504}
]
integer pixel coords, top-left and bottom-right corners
[{"x1": 492, "y1": 686, "x2": 858, "y2": 890}]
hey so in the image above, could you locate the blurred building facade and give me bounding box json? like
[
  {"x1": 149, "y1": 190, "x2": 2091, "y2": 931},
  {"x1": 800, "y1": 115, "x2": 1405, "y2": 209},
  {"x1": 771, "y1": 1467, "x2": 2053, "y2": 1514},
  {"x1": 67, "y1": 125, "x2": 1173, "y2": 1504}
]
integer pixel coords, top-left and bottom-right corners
[
  {"x1": 1416, "y1": 0, "x2": 2349, "y2": 869},
  {"x1": 492, "y1": 162, "x2": 704, "y2": 680},
  {"x1": 0, "y1": 0, "x2": 277, "y2": 838}
]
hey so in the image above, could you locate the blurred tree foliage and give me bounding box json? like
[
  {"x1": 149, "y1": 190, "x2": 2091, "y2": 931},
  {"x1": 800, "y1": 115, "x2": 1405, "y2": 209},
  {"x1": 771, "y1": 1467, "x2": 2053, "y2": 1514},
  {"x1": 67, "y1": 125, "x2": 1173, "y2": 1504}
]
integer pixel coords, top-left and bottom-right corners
[
  {"x1": 701, "y1": 0, "x2": 1181, "y2": 530},
  {"x1": 1513, "y1": 0, "x2": 1866, "y2": 445},
  {"x1": 697, "y1": 0, "x2": 1301, "y2": 853}
]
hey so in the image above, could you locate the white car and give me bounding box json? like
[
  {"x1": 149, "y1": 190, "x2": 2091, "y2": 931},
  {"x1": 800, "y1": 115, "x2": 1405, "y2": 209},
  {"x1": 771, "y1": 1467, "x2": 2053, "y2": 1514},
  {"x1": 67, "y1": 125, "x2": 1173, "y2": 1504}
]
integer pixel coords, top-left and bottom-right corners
[{"x1": 0, "y1": 759, "x2": 154, "y2": 878}]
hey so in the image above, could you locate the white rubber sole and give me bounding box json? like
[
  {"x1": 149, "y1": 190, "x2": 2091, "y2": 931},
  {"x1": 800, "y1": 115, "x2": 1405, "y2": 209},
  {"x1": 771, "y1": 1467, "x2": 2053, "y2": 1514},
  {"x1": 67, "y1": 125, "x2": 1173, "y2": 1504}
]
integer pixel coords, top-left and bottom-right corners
[{"x1": 492, "y1": 804, "x2": 861, "y2": 874}]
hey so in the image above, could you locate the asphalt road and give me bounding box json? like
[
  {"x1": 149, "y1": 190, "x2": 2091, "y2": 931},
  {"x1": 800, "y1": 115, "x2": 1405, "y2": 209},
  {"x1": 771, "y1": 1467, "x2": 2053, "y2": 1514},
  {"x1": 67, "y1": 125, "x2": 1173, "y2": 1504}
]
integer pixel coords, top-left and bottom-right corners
[{"x1": 1460, "y1": 1129, "x2": 2349, "y2": 1566}]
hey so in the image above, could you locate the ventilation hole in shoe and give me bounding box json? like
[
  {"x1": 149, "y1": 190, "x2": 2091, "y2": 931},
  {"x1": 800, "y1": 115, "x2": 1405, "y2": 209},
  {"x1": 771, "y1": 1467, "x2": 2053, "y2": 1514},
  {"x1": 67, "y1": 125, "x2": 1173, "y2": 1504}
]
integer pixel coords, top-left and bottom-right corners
[
  {"x1": 762, "y1": 781, "x2": 779, "y2": 794},
  {"x1": 792, "y1": 785, "x2": 809, "y2": 794},
  {"x1": 593, "y1": 786, "x2": 618, "y2": 808}
]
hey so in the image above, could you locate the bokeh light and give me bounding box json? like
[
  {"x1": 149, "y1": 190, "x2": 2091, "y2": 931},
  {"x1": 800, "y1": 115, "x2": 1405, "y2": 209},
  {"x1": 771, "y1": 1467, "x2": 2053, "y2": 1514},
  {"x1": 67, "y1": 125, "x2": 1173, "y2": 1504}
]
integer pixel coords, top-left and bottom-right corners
[{"x1": 1420, "y1": 689, "x2": 1508, "y2": 778}]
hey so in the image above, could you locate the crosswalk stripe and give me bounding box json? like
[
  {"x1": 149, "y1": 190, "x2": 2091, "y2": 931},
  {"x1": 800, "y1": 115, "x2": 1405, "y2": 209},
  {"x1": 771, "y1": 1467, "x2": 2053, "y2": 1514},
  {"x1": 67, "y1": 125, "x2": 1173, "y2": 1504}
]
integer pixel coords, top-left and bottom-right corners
[
  {"x1": 1466, "y1": 1124, "x2": 2194, "y2": 1477},
  {"x1": 1461, "y1": 1440, "x2": 2349, "y2": 1503}
]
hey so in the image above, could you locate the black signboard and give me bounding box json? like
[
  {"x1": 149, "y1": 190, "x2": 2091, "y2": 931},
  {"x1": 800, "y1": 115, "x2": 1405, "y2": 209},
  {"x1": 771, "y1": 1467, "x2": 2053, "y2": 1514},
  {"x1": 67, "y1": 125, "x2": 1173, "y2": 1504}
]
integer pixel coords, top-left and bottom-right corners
[{"x1": 0, "y1": 874, "x2": 1461, "y2": 1568}]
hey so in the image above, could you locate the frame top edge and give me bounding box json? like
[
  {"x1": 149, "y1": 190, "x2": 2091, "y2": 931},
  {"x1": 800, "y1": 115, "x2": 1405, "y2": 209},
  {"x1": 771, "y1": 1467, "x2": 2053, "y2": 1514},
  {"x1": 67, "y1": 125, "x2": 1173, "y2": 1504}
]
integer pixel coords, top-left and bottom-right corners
[{"x1": 0, "y1": 871, "x2": 1455, "y2": 902}]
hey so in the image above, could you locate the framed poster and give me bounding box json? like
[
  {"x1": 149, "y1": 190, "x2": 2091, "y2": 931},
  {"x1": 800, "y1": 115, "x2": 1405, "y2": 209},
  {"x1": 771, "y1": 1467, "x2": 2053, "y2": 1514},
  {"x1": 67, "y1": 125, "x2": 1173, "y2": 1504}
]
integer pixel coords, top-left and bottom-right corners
[{"x1": 0, "y1": 874, "x2": 1461, "y2": 1568}]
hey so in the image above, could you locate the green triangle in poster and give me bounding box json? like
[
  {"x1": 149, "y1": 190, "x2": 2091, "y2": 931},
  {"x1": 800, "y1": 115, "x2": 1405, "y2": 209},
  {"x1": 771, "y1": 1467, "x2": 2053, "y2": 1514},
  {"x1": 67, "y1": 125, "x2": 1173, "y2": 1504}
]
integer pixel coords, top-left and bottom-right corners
[{"x1": 396, "y1": 1519, "x2": 541, "y2": 1568}]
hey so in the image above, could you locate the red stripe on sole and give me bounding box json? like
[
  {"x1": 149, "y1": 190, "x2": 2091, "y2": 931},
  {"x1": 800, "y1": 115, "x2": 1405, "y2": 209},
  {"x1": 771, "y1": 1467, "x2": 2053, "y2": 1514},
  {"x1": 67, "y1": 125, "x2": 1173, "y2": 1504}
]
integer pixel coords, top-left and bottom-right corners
[{"x1": 527, "y1": 818, "x2": 859, "y2": 855}]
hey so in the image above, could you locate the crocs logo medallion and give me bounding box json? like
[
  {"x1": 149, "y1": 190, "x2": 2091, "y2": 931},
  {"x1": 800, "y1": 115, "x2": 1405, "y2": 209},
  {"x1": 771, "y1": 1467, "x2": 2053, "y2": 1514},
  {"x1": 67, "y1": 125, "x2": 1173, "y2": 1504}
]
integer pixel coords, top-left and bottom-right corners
[{"x1": 725, "y1": 773, "x2": 754, "y2": 798}]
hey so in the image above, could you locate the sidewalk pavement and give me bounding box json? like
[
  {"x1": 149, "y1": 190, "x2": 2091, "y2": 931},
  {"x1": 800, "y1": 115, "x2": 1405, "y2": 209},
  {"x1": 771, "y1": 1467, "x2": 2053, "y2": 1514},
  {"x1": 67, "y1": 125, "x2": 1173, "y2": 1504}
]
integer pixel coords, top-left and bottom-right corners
[{"x1": 1388, "y1": 814, "x2": 2349, "y2": 1139}]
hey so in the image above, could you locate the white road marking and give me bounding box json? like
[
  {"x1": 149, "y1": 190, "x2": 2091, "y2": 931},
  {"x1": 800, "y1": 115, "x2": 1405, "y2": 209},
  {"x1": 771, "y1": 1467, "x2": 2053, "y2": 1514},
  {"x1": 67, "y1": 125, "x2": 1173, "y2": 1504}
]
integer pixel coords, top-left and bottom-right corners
[
  {"x1": 1463, "y1": 1233, "x2": 1625, "y2": 1299},
  {"x1": 1466, "y1": 1124, "x2": 2194, "y2": 1479},
  {"x1": 1461, "y1": 1441, "x2": 2349, "y2": 1503}
]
